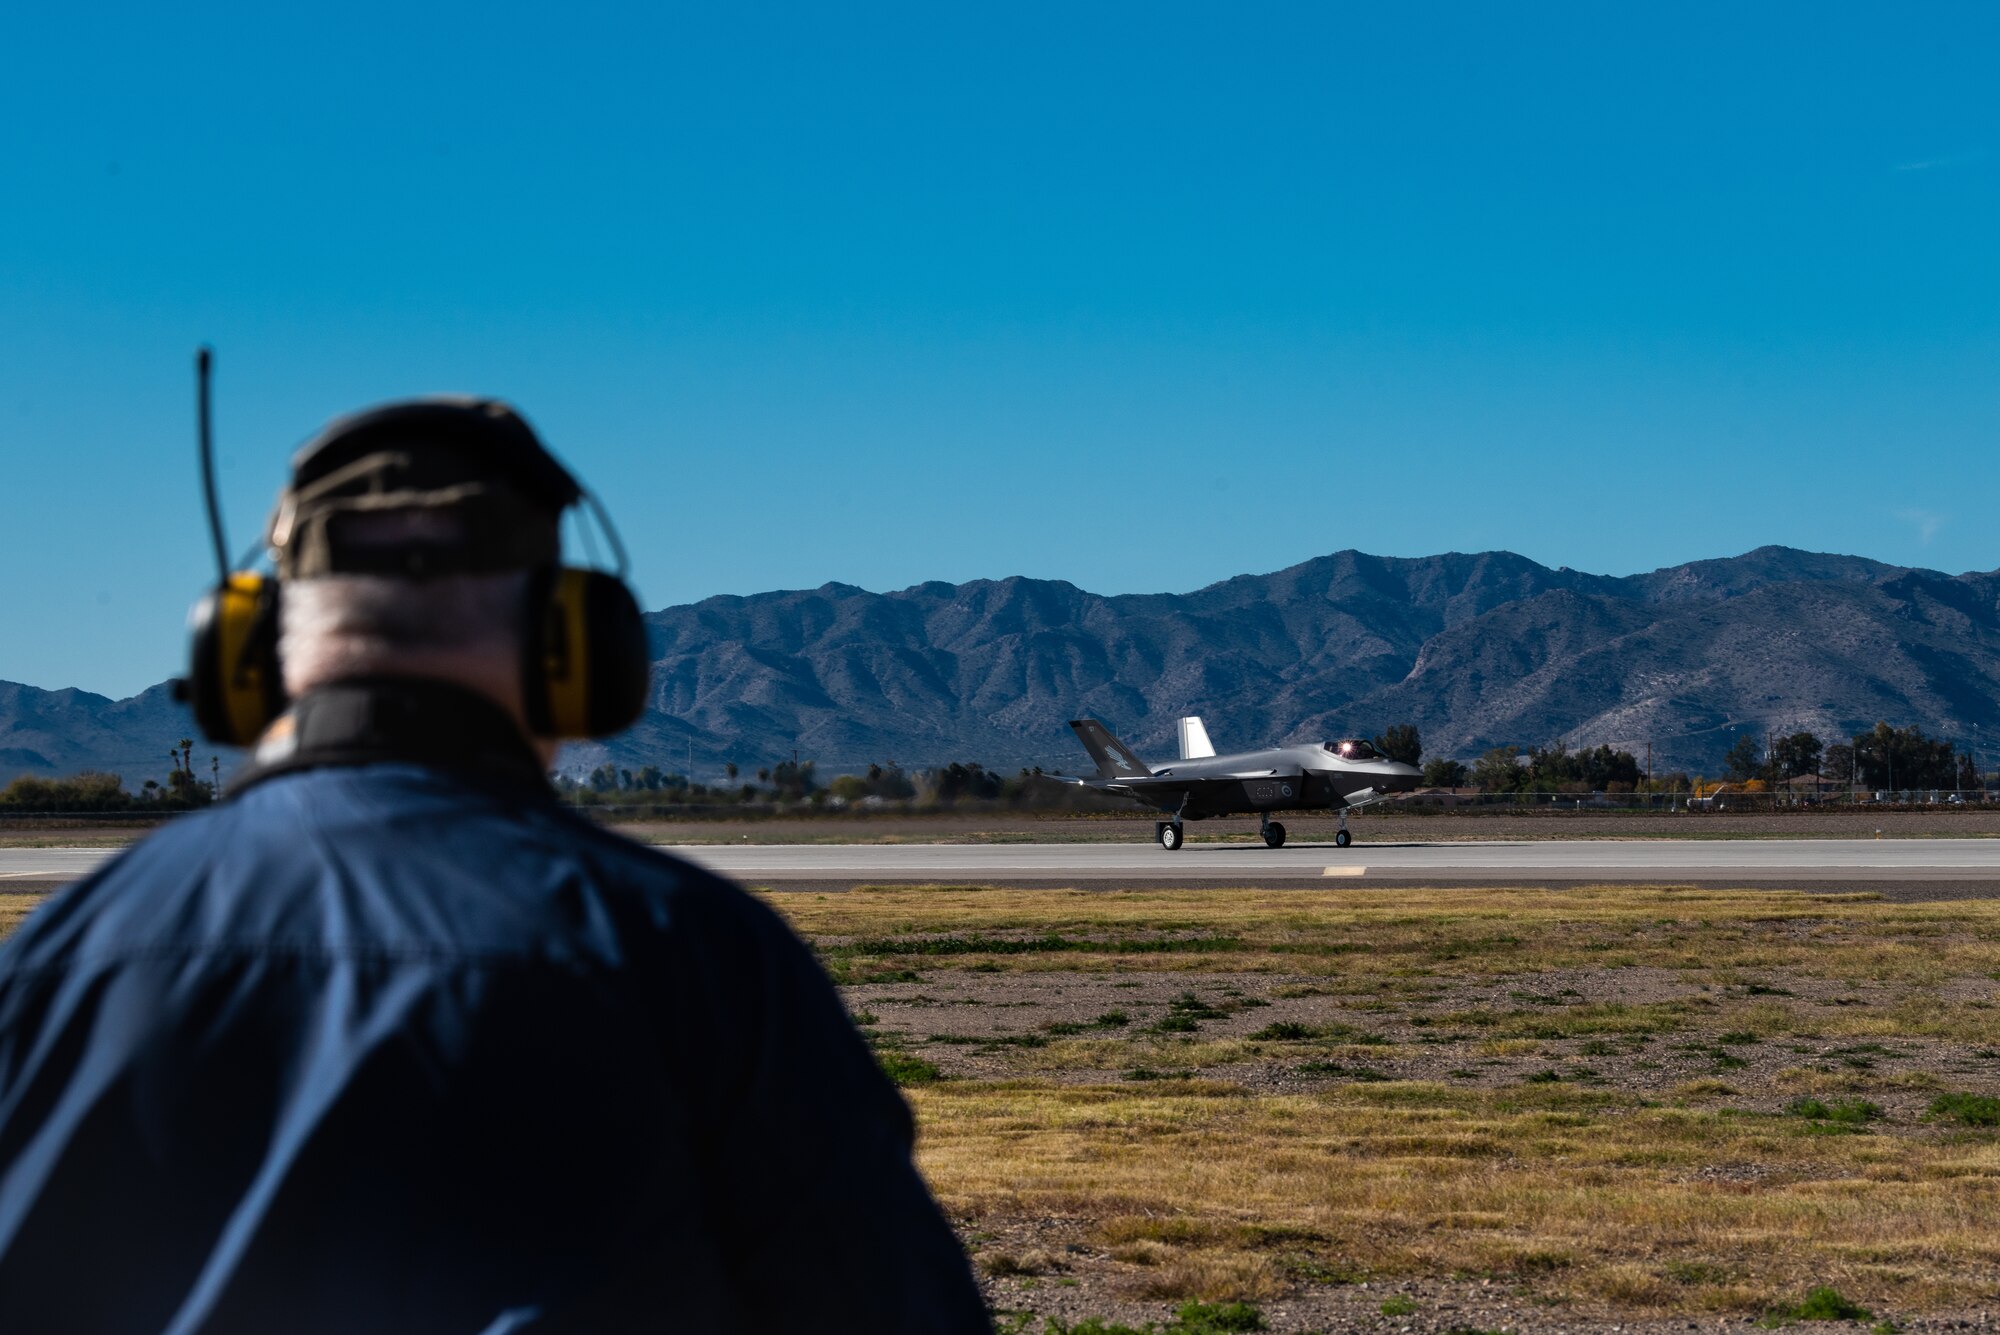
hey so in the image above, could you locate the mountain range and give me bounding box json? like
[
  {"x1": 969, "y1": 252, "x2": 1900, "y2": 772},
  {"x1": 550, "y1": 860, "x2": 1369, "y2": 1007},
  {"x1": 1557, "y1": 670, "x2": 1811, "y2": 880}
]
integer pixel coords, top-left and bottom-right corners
[{"x1": 6, "y1": 546, "x2": 1998, "y2": 786}]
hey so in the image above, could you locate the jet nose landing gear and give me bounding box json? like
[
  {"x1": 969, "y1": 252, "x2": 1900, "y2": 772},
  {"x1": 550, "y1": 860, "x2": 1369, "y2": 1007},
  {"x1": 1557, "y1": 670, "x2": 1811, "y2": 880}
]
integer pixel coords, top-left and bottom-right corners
[
  {"x1": 1334, "y1": 809, "x2": 1352, "y2": 848},
  {"x1": 1260, "y1": 813, "x2": 1287, "y2": 849},
  {"x1": 1156, "y1": 821, "x2": 1184, "y2": 851}
]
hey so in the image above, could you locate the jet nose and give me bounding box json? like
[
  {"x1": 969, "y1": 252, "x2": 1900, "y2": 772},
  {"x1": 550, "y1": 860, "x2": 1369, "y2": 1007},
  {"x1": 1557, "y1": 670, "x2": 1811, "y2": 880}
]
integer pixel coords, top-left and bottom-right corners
[{"x1": 1382, "y1": 761, "x2": 1423, "y2": 793}]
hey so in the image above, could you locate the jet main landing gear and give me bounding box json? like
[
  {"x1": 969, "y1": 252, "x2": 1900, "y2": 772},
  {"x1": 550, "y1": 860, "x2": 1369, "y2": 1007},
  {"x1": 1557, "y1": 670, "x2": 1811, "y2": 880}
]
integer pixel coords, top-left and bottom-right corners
[
  {"x1": 1156, "y1": 821, "x2": 1184, "y2": 851},
  {"x1": 1260, "y1": 812, "x2": 1287, "y2": 849}
]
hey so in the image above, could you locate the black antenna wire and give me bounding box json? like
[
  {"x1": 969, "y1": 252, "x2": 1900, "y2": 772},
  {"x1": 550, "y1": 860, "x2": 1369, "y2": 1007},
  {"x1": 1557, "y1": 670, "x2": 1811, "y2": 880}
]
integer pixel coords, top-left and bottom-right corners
[
  {"x1": 582, "y1": 490, "x2": 631, "y2": 579},
  {"x1": 197, "y1": 347, "x2": 231, "y2": 580},
  {"x1": 572, "y1": 499, "x2": 604, "y2": 570}
]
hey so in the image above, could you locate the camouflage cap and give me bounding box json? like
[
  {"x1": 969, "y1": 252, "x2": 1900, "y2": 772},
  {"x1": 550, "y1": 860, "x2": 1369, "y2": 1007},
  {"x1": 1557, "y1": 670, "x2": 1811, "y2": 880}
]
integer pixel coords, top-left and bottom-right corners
[{"x1": 270, "y1": 398, "x2": 582, "y2": 579}]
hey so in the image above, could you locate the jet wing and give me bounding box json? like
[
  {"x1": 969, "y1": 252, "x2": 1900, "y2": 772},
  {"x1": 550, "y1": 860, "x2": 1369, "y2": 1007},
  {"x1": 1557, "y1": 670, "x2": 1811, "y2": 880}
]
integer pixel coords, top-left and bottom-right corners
[
  {"x1": 1069, "y1": 774, "x2": 1194, "y2": 793},
  {"x1": 1047, "y1": 774, "x2": 1186, "y2": 791},
  {"x1": 1142, "y1": 767, "x2": 1305, "y2": 783}
]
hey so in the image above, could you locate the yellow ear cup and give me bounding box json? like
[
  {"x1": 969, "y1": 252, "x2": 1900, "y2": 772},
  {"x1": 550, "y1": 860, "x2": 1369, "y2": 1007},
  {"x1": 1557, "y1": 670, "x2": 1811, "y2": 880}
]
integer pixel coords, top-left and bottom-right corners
[
  {"x1": 524, "y1": 567, "x2": 649, "y2": 740},
  {"x1": 185, "y1": 572, "x2": 285, "y2": 746},
  {"x1": 536, "y1": 568, "x2": 596, "y2": 739}
]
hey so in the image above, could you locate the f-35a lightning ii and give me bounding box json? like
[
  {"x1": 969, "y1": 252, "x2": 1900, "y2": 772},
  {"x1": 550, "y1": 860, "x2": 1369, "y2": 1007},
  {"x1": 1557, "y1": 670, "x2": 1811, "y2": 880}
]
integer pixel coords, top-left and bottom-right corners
[{"x1": 1063, "y1": 716, "x2": 1422, "y2": 851}]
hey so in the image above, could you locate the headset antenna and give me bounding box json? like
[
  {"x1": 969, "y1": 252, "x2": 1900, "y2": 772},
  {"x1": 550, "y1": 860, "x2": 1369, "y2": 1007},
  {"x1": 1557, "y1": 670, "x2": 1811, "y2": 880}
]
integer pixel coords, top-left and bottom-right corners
[{"x1": 196, "y1": 346, "x2": 230, "y2": 579}]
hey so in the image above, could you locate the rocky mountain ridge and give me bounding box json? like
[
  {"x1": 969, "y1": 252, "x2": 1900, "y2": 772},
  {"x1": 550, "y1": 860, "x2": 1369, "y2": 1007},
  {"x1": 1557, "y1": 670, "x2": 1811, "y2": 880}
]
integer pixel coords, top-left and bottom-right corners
[{"x1": 6, "y1": 546, "x2": 1997, "y2": 784}]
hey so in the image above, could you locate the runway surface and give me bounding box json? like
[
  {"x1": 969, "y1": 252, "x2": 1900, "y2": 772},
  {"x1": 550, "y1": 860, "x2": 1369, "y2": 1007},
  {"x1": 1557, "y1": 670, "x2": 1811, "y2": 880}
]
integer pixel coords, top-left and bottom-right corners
[
  {"x1": 7, "y1": 839, "x2": 2000, "y2": 897},
  {"x1": 0, "y1": 848, "x2": 123, "y2": 883},
  {"x1": 666, "y1": 837, "x2": 2000, "y2": 887}
]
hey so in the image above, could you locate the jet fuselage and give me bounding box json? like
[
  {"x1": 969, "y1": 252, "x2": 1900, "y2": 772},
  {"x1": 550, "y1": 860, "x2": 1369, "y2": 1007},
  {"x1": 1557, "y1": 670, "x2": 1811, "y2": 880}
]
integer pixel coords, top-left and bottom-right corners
[{"x1": 1065, "y1": 719, "x2": 1423, "y2": 821}]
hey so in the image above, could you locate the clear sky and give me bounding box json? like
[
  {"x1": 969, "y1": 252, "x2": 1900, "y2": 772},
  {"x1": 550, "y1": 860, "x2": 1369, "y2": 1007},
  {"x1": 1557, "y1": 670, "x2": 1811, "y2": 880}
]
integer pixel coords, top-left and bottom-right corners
[{"x1": 3, "y1": 3, "x2": 1995, "y2": 698}]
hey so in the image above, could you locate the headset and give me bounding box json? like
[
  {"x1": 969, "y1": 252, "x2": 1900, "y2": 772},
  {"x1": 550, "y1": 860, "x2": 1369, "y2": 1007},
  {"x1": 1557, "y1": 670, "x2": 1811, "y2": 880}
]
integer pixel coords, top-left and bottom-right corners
[{"x1": 178, "y1": 350, "x2": 651, "y2": 747}]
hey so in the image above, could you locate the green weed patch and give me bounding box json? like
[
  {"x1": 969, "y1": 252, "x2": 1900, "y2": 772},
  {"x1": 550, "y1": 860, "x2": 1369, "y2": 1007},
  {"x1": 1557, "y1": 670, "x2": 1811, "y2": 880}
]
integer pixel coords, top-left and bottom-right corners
[{"x1": 1926, "y1": 1092, "x2": 2000, "y2": 1126}]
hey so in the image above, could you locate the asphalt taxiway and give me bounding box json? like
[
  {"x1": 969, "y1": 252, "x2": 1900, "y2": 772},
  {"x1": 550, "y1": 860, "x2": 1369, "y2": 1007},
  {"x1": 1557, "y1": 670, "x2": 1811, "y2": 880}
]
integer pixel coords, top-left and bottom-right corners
[{"x1": 7, "y1": 839, "x2": 2000, "y2": 899}]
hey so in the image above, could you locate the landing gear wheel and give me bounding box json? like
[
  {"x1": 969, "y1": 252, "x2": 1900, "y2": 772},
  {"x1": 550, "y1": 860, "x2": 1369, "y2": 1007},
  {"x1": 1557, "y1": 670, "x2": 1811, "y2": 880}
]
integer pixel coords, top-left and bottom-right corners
[
  {"x1": 1334, "y1": 829, "x2": 1352, "y2": 848},
  {"x1": 1263, "y1": 821, "x2": 1287, "y2": 849},
  {"x1": 1159, "y1": 822, "x2": 1184, "y2": 852}
]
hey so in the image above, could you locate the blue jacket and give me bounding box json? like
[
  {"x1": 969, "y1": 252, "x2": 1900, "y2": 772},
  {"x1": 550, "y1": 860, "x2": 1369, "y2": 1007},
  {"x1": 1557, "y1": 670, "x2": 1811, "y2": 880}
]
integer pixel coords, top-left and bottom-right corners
[{"x1": 0, "y1": 751, "x2": 988, "y2": 1332}]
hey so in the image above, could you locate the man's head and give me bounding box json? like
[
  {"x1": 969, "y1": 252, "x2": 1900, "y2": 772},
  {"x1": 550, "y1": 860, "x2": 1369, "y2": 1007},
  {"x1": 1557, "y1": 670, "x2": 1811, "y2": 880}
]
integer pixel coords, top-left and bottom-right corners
[
  {"x1": 269, "y1": 399, "x2": 581, "y2": 740},
  {"x1": 181, "y1": 394, "x2": 649, "y2": 750}
]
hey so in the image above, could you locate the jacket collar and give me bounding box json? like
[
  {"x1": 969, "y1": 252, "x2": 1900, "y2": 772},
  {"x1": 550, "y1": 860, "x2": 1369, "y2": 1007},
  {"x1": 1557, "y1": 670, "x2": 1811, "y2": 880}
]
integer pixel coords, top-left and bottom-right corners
[{"x1": 233, "y1": 677, "x2": 553, "y2": 801}]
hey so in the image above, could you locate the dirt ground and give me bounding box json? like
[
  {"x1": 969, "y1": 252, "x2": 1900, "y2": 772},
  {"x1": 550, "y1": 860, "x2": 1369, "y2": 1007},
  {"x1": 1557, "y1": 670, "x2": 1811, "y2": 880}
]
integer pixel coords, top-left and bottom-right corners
[{"x1": 777, "y1": 885, "x2": 2000, "y2": 1334}]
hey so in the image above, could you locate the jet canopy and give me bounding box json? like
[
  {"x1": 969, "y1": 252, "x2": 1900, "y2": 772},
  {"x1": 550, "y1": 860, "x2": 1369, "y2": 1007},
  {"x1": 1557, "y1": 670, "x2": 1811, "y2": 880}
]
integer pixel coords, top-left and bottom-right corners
[{"x1": 1325, "y1": 739, "x2": 1383, "y2": 760}]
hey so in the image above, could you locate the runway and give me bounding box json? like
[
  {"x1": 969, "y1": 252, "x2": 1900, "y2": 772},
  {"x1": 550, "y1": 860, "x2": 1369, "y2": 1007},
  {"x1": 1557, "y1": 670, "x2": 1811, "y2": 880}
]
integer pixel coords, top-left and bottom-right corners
[
  {"x1": 0, "y1": 848, "x2": 124, "y2": 886},
  {"x1": 7, "y1": 839, "x2": 2000, "y2": 898},
  {"x1": 665, "y1": 837, "x2": 2000, "y2": 889}
]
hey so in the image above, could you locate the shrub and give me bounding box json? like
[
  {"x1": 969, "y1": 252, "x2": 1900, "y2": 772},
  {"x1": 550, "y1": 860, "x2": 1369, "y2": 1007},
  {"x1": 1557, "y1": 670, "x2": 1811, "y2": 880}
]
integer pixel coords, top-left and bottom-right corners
[
  {"x1": 980, "y1": 1248, "x2": 1063, "y2": 1277},
  {"x1": 876, "y1": 1051, "x2": 943, "y2": 1087},
  {"x1": 1763, "y1": 1285, "x2": 1871, "y2": 1323},
  {"x1": 1174, "y1": 1301, "x2": 1266, "y2": 1332},
  {"x1": 1787, "y1": 1097, "x2": 1882, "y2": 1125},
  {"x1": 1926, "y1": 1092, "x2": 2000, "y2": 1126},
  {"x1": 1042, "y1": 1300, "x2": 1265, "y2": 1334}
]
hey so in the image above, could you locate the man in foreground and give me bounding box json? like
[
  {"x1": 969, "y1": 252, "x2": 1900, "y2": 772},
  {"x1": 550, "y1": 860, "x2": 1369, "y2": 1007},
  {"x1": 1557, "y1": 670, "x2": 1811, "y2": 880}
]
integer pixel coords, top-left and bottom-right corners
[{"x1": 0, "y1": 399, "x2": 989, "y2": 1333}]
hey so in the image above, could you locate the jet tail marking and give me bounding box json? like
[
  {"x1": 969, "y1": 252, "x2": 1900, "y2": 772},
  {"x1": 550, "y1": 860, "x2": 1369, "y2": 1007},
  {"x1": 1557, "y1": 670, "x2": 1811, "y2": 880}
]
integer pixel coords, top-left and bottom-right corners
[
  {"x1": 1177, "y1": 716, "x2": 1216, "y2": 760},
  {"x1": 1068, "y1": 719, "x2": 1149, "y2": 779}
]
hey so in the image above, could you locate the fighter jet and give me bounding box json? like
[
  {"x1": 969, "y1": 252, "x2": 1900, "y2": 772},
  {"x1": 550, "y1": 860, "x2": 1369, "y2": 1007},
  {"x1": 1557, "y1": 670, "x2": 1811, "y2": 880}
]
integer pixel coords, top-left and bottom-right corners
[{"x1": 1062, "y1": 716, "x2": 1422, "y2": 850}]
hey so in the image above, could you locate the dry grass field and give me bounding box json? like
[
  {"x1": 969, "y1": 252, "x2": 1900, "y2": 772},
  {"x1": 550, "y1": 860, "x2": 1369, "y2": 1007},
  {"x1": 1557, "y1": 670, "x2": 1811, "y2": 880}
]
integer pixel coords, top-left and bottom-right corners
[
  {"x1": 5, "y1": 880, "x2": 1998, "y2": 1330},
  {"x1": 777, "y1": 884, "x2": 2000, "y2": 1332}
]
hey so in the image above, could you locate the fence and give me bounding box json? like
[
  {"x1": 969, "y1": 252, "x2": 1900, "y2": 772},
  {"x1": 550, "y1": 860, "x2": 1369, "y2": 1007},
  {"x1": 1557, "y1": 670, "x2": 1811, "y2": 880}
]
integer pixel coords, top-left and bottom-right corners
[{"x1": 1384, "y1": 789, "x2": 1995, "y2": 812}]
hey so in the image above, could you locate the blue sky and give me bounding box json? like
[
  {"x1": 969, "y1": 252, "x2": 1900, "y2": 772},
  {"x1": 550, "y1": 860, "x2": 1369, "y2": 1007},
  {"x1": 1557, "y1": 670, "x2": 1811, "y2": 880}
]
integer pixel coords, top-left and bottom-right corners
[{"x1": 3, "y1": 3, "x2": 1995, "y2": 697}]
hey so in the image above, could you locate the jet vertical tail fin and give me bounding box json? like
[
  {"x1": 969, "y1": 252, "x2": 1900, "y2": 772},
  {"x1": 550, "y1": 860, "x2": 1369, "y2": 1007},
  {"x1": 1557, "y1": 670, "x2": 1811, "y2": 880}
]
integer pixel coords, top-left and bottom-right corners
[
  {"x1": 1069, "y1": 719, "x2": 1149, "y2": 779},
  {"x1": 1177, "y1": 716, "x2": 1216, "y2": 759}
]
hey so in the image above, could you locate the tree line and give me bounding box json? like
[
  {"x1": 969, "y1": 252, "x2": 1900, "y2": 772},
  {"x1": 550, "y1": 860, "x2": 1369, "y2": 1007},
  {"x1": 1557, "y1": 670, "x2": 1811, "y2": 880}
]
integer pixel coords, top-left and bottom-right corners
[
  {"x1": 1377, "y1": 720, "x2": 1987, "y2": 796},
  {"x1": 1720, "y1": 723, "x2": 1978, "y2": 792},
  {"x1": 0, "y1": 739, "x2": 222, "y2": 812},
  {"x1": 1364, "y1": 725, "x2": 1660, "y2": 794},
  {"x1": 553, "y1": 759, "x2": 1114, "y2": 810}
]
